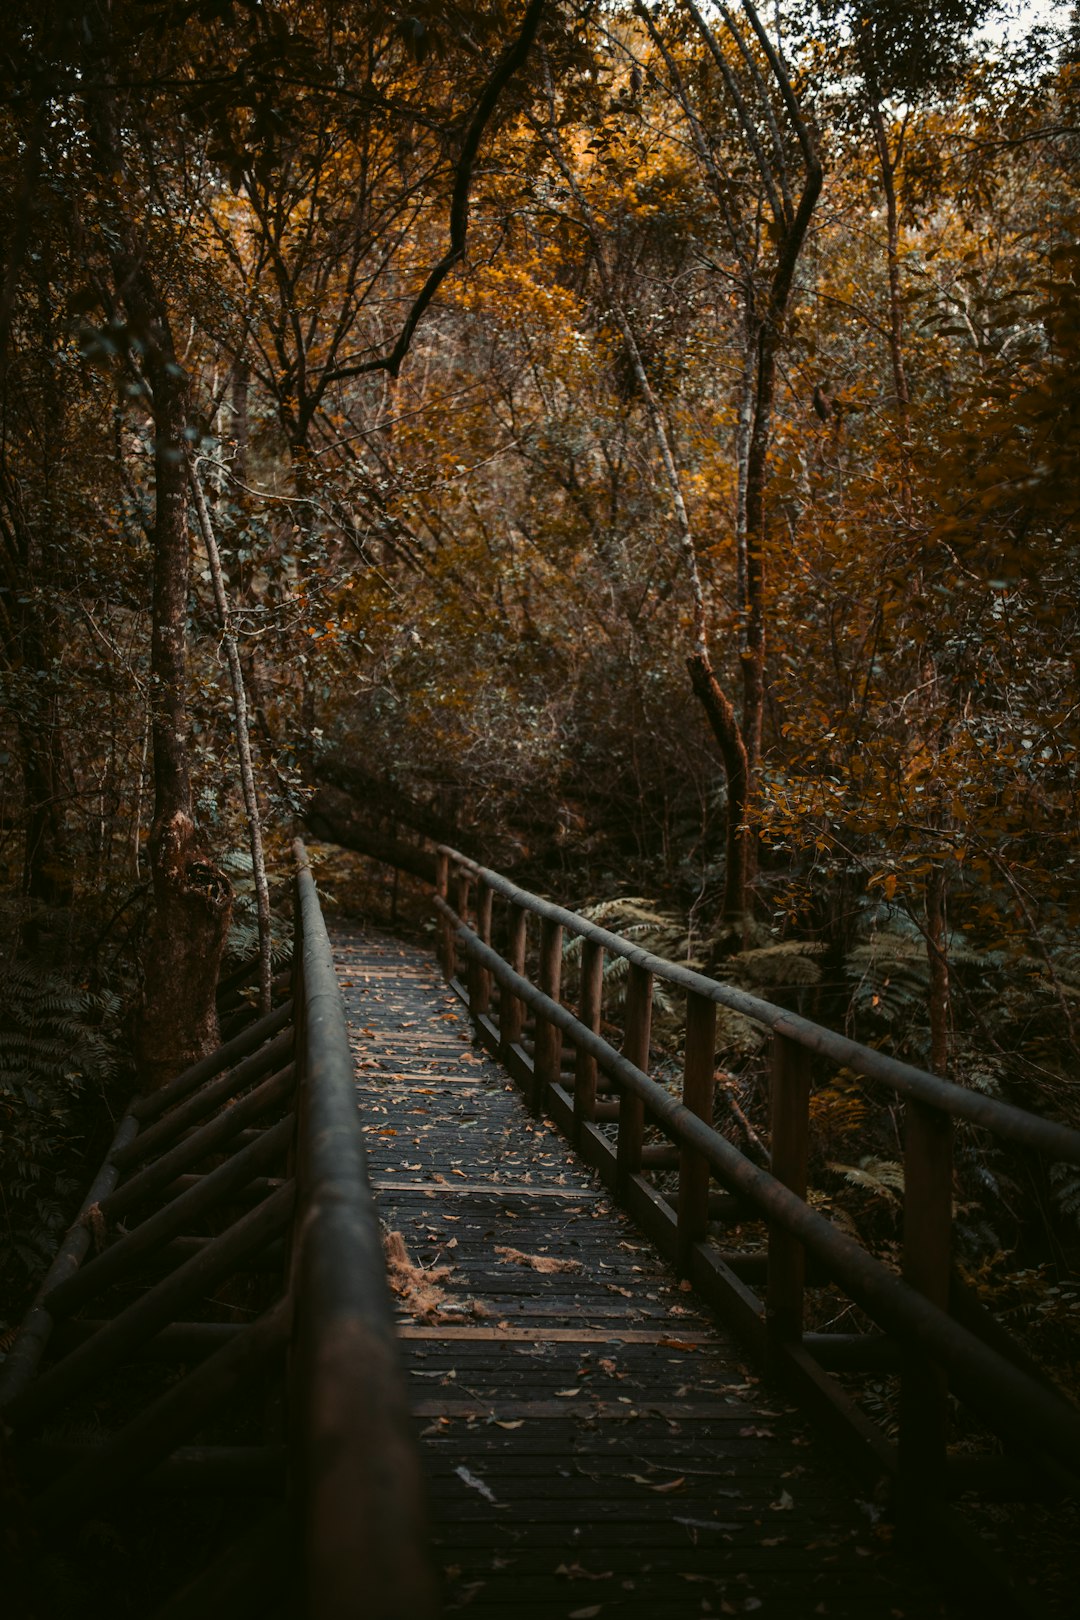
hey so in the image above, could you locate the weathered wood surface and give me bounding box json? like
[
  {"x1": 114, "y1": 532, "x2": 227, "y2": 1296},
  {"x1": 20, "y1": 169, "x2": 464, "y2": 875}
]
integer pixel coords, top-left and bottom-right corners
[{"x1": 333, "y1": 923, "x2": 957, "y2": 1619}]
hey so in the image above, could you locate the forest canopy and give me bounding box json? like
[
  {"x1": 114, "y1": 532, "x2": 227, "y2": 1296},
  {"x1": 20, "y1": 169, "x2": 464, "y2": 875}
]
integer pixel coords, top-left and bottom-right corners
[{"x1": 1, "y1": 1, "x2": 1079, "y2": 1306}]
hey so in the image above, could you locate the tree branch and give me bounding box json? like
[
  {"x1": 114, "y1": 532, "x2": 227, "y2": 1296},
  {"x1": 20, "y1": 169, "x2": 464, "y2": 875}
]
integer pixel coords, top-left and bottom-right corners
[{"x1": 323, "y1": 0, "x2": 549, "y2": 385}]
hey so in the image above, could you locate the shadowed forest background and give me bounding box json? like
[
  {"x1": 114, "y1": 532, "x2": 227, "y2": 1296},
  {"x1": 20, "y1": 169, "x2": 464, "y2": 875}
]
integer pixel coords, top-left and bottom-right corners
[{"x1": 1, "y1": 0, "x2": 1078, "y2": 1403}]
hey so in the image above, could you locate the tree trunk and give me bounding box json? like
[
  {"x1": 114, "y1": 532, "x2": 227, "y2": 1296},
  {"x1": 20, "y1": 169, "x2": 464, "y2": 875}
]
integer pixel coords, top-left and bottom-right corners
[
  {"x1": 136, "y1": 346, "x2": 232, "y2": 1089},
  {"x1": 189, "y1": 460, "x2": 273, "y2": 1015},
  {"x1": 868, "y1": 99, "x2": 912, "y2": 483},
  {"x1": 686, "y1": 651, "x2": 750, "y2": 928}
]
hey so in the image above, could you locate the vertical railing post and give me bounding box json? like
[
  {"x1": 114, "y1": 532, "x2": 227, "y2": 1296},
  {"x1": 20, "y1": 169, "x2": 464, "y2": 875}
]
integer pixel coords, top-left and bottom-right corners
[
  {"x1": 616, "y1": 964, "x2": 652, "y2": 1196},
  {"x1": 766, "y1": 1031, "x2": 811, "y2": 1353},
  {"x1": 677, "y1": 991, "x2": 717, "y2": 1274},
  {"x1": 435, "y1": 850, "x2": 453, "y2": 981},
  {"x1": 573, "y1": 938, "x2": 604, "y2": 1147},
  {"x1": 469, "y1": 880, "x2": 493, "y2": 1017},
  {"x1": 450, "y1": 868, "x2": 471, "y2": 989},
  {"x1": 453, "y1": 869, "x2": 471, "y2": 929},
  {"x1": 531, "y1": 916, "x2": 563, "y2": 1114},
  {"x1": 499, "y1": 902, "x2": 527, "y2": 1055},
  {"x1": 898, "y1": 1099, "x2": 953, "y2": 1507}
]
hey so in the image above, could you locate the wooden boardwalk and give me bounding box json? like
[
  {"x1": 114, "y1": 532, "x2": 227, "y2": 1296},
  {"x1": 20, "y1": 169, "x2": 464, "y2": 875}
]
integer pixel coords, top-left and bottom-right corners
[{"x1": 334, "y1": 922, "x2": 956, "y2": 1618}]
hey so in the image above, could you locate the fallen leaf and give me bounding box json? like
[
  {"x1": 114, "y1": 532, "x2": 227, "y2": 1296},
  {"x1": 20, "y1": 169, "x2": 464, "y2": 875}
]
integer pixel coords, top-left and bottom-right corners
[
  {"x1": 495, "y1": 1246, "x2": 582, "y2": 1274},
  {"x1": 770, "y1": 1490, "x2": 795, "y2": 1512},
  {"x1": 382, "y1": 1230, "x2": 453, "y2": 1320},
  {"x1": 455, "y1": 1465, "x2": 500, "y2": 1506},
  {"x1": 651, "y1": 1476, "x2": 685, "y2": 1493},
  {"x1": 555, "y1": 1563, "x2": 613, "y2": 1582},
  {"x1": 493, "y1": 1419, "x2": 523, "y2": 1430}
]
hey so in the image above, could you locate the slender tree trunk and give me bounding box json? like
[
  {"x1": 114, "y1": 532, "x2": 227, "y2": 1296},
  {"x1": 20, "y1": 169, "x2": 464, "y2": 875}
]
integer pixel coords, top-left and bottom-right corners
[
  {"x1": 872, "y1": 103, "x2": 939, "y2": 1064},
  {"x1": 137, "y1": 351, "x2": 233, "y2": 1088},
  {"x1": 189, "y1": 461, "x2": 273, "y2": 1014},
  {"x1": 741, "y1": 320, "x2": 776, "y2": 777},
  {"x1": 868, "y1": 100, "x2": 912, "y2": 475},
  {"x1": 734, "y1": 321, "x2": 756, "y2": 614},
  {"x1": 687, "y1": 653, "x2": 750, "y2": 925},
  {"x1": 231, "y1": 358, "x2": 250, "y2": 483}
]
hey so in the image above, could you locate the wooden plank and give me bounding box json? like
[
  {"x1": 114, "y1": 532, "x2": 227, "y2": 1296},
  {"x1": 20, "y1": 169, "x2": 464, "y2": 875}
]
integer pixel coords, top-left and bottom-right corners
[
  {"x1": 373, "y1": 1181, "x2": 597, "y2": 1198},
  {"x1": 397, "y1": 1326, "x2": 723, "y2": 1344}
]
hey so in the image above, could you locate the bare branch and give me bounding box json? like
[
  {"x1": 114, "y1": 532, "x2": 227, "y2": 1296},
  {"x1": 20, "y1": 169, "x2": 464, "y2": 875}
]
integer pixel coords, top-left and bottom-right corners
[{"x1": 324, "y1": 0, "x2": 549, "y2": 385}]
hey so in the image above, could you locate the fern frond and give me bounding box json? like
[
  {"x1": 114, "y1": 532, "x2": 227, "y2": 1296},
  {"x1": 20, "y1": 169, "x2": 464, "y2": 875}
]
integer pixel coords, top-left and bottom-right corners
[{"x1": 827, "y1": 1157, "x2": 906, "y2": 1202}]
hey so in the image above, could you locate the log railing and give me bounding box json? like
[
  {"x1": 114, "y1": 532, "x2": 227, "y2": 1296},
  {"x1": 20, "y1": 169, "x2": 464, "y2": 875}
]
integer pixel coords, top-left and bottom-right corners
[
  {"x1": 1, "y1": 843, "x2": 438, "y2": 1620},
  {"x1": 433, "y1": 845, "x2": 1080, "y2": 1510},
  {"x1": 291, "y1": 840, "x2": 439, "y2": 1619}
]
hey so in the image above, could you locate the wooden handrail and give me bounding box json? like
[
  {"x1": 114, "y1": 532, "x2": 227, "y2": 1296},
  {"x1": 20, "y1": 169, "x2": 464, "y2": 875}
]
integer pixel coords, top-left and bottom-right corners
[
  {"x1": 291, "y1": 840, "x2": 440, "y2": 1619},
  {"x1": 437, "y1": 845, "x2": 1080, "y2": 1162},
  {"x1": 432, "y1": 853, "x2": 1080, "y2": 1508}
]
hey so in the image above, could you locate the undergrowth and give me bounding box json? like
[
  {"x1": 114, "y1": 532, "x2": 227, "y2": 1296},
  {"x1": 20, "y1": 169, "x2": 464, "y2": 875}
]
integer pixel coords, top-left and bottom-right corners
[{"x1": 0, "y1": 960, "x2": 123, "y2": 1313}]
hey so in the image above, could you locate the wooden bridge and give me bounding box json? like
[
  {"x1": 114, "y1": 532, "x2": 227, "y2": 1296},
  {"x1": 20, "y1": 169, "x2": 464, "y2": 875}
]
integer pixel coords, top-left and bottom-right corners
[{"x1": 3, "y1": 841, "x2": 1079, "y2": 1618}]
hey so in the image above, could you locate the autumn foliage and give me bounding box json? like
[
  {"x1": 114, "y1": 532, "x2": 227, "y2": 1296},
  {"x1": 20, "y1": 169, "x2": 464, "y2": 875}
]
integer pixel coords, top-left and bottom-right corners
[{"x1": 1, "y1": 0, "x2": 1079, "y2": 1310}]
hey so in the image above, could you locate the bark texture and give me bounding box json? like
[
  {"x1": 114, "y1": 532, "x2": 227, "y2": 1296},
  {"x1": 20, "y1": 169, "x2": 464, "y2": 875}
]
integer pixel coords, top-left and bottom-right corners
[
  {"x1": 686, "y1": 651, "x2": 750, "y2": 927},
  {"x1": 139, "y1": 810, "x2": 233, "y2": 1089},
  {"x1": 134, "y1": 343, "x2": 232, "y2": 1086}
]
